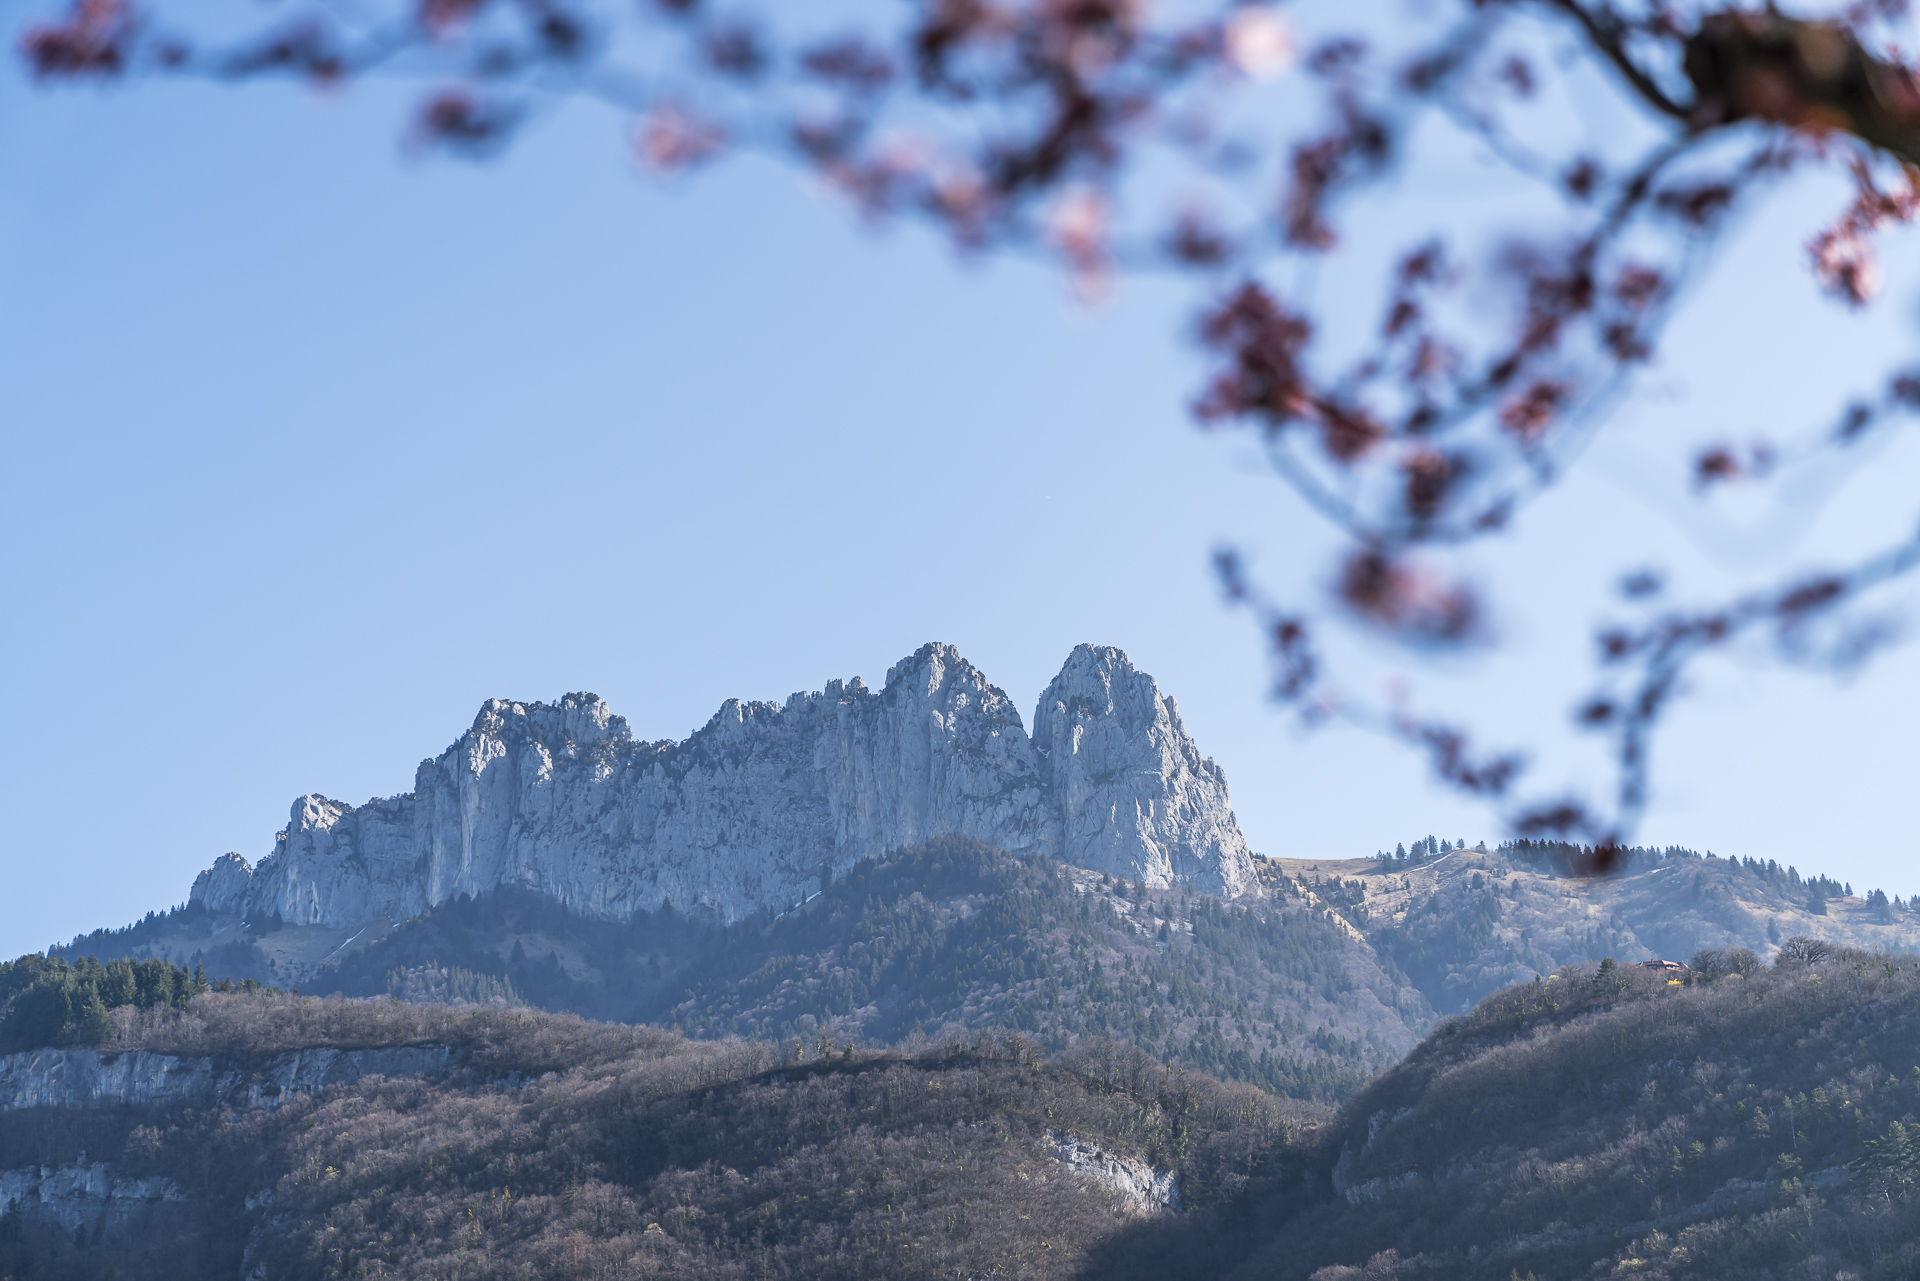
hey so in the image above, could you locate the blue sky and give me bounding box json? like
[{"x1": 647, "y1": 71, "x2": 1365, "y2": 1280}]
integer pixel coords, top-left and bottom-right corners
[{"x1": 6, "y1": 54, "x2": 1920, "y2": 959}]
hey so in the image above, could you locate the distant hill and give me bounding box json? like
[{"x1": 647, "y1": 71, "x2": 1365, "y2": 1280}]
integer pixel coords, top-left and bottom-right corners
[
  {"x1": 1266, "y1": 840, "x2": 1920, "y2": 1013},
  {"x1": 48, "y1": 839, "x2": 1427, "y2": 1100}
]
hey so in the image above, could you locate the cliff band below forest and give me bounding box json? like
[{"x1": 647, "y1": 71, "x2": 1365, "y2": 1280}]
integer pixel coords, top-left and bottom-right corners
[
  {"x1": 187, "y1": 644, "x2": 1258, "y2": 929},
  {"x1": 0, "y1": 1045, "x2": 457, "y2": 1112}
]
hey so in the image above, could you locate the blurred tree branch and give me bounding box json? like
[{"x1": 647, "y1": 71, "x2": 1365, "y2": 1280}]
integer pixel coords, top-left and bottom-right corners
[{"x1": 25, "y1": 0, "x2": 1920, "y2": 853}]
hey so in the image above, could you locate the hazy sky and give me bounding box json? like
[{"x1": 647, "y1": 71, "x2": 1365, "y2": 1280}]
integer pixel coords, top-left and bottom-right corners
[{"x1": 7, "y1": 50, "x2": 1920, "y2": 959}]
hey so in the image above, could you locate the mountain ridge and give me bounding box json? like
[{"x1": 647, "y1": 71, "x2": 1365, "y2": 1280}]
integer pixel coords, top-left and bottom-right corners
[
  {"x1": 188, "y1": 642, "x2": 1259, "y2": 935},
  {"x1": 1270, "y1": 840, "x2": 1920, "y2": 1013},
  {"x1": 41, "y1": 652, "x2": 1920, "y2": 1111}
]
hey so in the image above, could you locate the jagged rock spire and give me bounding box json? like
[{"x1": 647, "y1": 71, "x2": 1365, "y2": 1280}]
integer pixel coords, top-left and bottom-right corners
[{"x1": 1033, "y1": 644, "x2": 1257, "y2": 897}]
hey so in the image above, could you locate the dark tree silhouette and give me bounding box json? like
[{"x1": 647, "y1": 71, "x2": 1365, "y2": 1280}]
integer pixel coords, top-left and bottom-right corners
[{"x1": 23, "y1": 0, "x2": 1920, "y2": 853}]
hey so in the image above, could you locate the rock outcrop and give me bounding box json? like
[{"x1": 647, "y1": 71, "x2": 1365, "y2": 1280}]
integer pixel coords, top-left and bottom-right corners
[
  {"x1": 190, "y1": 852, "x2": 253, "y2": 916},
  {"x1": 188, "y1": 643, "x2": 1259, "y2": 929},
  {"x1": 0, "y1": 1045, "x2": 458, "y2": 1113},
  {"x1": 1046, "y1": 1131, "x2": 1182, "y2": 1214},
  {"x1": 0, "y1": 1045, "x2": 463, "y2": 1249},
  {"x1": 0, "y1": 1162, "x2": 184, "y2": 1238},
  {"x1": 1034, "y1": 644, "x2": 1258, "y2": 898}
]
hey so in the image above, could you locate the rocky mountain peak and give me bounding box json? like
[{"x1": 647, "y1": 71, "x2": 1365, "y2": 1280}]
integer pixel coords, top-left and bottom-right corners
[
  {"x1": 291, "y1": 796, "x2": 351, "y2": 833},
  {"x1": 188, "y1": 853, "x2": 253, "y2": 916},
  {"x1": 1042, "y1": 644, "x2": 1171, "y2": 736},
  {"x1": 1033, "y1": 645, "x2": 1257, "y2": 897},
  {"x1": 884, "y1": 641, "x2": 981, "y2": 697},
  {"x1": 470, "y1": 692, "x2": 629, "y2": 746},
  {"x1": 186, "y1": 643, "x2": 1259, "y2": 930}
]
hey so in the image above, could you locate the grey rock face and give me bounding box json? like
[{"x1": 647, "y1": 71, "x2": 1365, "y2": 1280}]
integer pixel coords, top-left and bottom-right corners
[
  {"x1": 189, "y1": 852, "x2": 253, "y2": 915},
  {"x1": 0, "y1": 1045, "x2": 458, "y2": 1113},
  {"x1": 1033, "y1": 645, "x2": 1258, "y2": 897},
  {"x1": 0, "y1": 1045, "x2": 461, "y2": 1243},
  {"x1": 1046, "y1": 1131, "x2": 1181, "y2": 1214},
  {"x1": 189, "y1": 643, "x2": 1256, "y2": 929},
  {"x1": 0, "y1": 1162, "x2": 185, "y2": 1238},
  {"x1": 0, "y1": 1049, "x2": 217, "y2": 1111}
]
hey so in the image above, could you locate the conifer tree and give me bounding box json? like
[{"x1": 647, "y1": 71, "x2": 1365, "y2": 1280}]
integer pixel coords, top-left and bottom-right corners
[{"x1": 78, "y1": 992, "x2": 112, "y2": 1046}]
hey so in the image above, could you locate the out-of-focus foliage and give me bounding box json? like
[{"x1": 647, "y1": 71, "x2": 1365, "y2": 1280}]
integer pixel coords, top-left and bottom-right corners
[{"x1": 22, "y1": 0, "x2": 1920, "y2": 839}]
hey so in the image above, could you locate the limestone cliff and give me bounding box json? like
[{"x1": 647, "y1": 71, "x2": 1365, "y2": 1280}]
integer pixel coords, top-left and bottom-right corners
[
  {"x1": 0, "y1": 1162, "x2": 184, "y2": 1240},
  {"x1": 0, "y1": 1045, "x2": 462, "y2": 1248},
  {"x1": 0, "y1": 1045, "x2": 457, "y2": 1112},
  {"x1": 1033, "y1": 644, "x2": 1258, "y2": 898},
  {"x1": 188, "y1": 643, "x2": 1257, "y2": 929}
]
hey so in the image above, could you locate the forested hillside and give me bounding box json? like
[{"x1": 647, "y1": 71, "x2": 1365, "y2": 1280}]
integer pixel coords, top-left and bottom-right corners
[
  {"x1": 0, "y1": 994, "x2": 1315, "y2": 1281},
  {"x1": 0, "y1": 954, "x2": 205, "y2": 1052},
  {"x1": 1204, "y1": 940, "x2": 1920, "y2": 1280},
  {"x1": 315, "y1": 839, "x2": 1426, "y2": 1100},
  {"x1": 9, "y1": 940, "x2": 1920, "y2": 1279}
]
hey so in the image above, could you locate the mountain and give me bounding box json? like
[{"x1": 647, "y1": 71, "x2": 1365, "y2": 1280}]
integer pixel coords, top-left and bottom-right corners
[
  {"x1": 21, "y1": 643, "x2": 1920, "y2": 1277},
  {"x1": 42, "y1": 646, "x2": 1920, "y2": 1111},
  {"x1": 1269, "y1": 839, "x2": 1920, "y2": 1013},
  {"x1": 186, "y1": 642, "x2": 1258, "y2": 936},
  {"x1": 54, "y1": 646, "x2": 1383, "y2": 1099}
]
